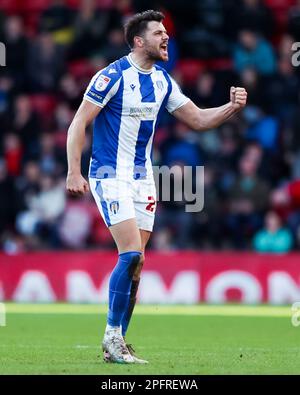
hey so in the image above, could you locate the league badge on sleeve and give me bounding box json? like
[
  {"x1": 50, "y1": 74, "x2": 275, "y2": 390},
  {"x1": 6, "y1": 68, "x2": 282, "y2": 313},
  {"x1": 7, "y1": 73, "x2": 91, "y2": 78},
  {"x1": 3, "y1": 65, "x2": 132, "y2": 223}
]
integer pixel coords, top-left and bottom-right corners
[{"x1": 95, "y1": 75, "x2": 111, "y2": 92}]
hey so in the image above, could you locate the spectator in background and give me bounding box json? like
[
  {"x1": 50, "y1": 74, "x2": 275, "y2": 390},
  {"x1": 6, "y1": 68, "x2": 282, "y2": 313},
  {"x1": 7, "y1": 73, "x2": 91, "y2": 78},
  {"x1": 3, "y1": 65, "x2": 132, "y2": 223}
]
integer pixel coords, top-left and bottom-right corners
[
  {"x1": 239, "y1": 68, "x2": 265, "y2": 109},
  {"x1": 233, "y1": 29, "x2": 276, "y2": 75},
  {"x1": 10, "y1": 95, "x2": 41, "y2": 160},
  {"x1": 38, "y1": 133, "x2": 65, "y2": 176},
  {"x1": 226, "y1": 154, "x2": 270, "y2": 248},
  {"x1": 151, "y1": 227, "x2": 173, "y2": 251},
  {"x1": 58, "y1": 194, "x2": 94, "y2": 249},
  {"x1": 59, "y1": 74, "x2": 82, "y2": 110},
  {"x1": 160, "y1": 121, "x2": 203, "y2": 168},
  {"x1": 54, "y1": 101, "x2": 74, "y2": 132},
  {"x1": 185, "y1": 71, "x2": 221, "y2": 109},
  {"x1": 277, "y1": 34, "x2": 294, "y2": 60},
  {"x1": 0, "y1": 159, "x2": 17, "y2": 234},
  {"x1": 264, "y1": 57, "x2": 299, "y2": 123},
  {"x1": 243, "y1": 106, "x2": 279, "y2": 152},
  {"x1": 271, "y1": 180, "x2": 300, "y2": 249},
  {"x1": 39, "y1": 0, "x2": 74, "y2": 45},
  {"x1": 253, "y1": 211, "x2": 293, "y2": 253},
  {"x1": 0, "y1": 10, "x2": 6, "y2": 39},
  {"x1": 2, "y1": 16, "x2": 28, "y2": 89},
  {"x1": 94, "y1": 28, "x2": 129, "y2": 65},
  {"x1": 288, "y1": 0, "x2": 300, "y2": 41},
  {"x1": 230, "y1": 0, "x2": 275, "y2": 39},
  {"x1": 241, "y1": 142, "x2": 281, "y2": 186},
  {"x1": 113, "y1": 0, "x2": 133, "y2": 23},
  {"x1": 27, "y1": 32, "x2": 65, "y2": 93},
  {"x1": 192, "y1": 166, "x2": 224, "y2": 249},
  {"x1": 16, "y1": 174, "x2": 66, "y2": 248},
  {"x1": 71, "y1": 0, "x2": 111, "y2": 59},
  {"x1": 155, "y1": 122, "x2": 203, "y2": 249},
  {"x1": 0, "y1": 75, "x2": 13, "y2": 117},
  {"x1": 52, "y1": 102, "x2": 77, "y2": 173},
  {"x1": 15, "y1": 161, "x2": 41, "y2": 214},
  {"x1": 291, "y1": 151, "x2": 300, "y2": 181},
  {"x1": 289, "y1": 101, "x2": 300, "y2": 155},
  {"x1": 215, "y1": 123, "x2": 243, "y2": 193},
  {"x1": 154, "y1": 164, "x2": 195, "y2": 250},
  {"x1": 3, "y1": 133, "x2": 23, "y2": 177}
]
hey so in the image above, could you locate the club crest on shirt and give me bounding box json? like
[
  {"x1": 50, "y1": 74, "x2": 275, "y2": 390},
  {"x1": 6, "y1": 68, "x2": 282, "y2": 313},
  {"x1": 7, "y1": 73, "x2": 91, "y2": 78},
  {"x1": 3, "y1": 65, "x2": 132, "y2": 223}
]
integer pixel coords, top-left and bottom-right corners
[
  {"x1": 110, "y1": 200, "x2": 119, "y2": 214},
  {"x1": 156, "y1": 80, "x2": 164, "y2": 90},
  {"x1": 95, "y1": 75, "x2": 111, "y2": 91}
]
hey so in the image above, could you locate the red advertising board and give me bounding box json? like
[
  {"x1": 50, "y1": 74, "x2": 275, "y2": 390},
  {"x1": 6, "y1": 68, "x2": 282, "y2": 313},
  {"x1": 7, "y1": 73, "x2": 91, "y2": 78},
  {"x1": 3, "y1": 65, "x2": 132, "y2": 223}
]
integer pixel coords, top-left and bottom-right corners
[{"x1": 1, "y1": 251, "x2": 300, "y2": 304}]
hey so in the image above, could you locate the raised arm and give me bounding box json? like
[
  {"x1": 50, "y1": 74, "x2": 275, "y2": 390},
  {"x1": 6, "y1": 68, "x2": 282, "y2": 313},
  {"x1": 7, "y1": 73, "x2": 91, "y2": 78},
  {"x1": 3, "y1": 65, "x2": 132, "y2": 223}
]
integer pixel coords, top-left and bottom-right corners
[
  {"x1": 66, "y1": 99, "x2": 101, "y2": 195},
  {"x1": 172, "y1": 87, "x2": 247, "y2": 131}
]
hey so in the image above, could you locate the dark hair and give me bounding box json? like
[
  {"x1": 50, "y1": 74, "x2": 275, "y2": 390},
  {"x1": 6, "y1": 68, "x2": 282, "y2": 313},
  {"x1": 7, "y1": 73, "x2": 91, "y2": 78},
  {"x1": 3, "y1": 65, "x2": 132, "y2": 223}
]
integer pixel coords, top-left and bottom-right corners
[{"x1": 124, "y1": 10, "x2": 165, "y2": 49}]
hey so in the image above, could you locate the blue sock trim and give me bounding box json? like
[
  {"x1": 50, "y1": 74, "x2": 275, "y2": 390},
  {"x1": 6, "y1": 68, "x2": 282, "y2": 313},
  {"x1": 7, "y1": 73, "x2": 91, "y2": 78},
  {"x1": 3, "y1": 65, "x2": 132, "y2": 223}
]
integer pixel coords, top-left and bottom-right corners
[{"x1": 119, "y1": 250, "x2": 141, "y2": 257}]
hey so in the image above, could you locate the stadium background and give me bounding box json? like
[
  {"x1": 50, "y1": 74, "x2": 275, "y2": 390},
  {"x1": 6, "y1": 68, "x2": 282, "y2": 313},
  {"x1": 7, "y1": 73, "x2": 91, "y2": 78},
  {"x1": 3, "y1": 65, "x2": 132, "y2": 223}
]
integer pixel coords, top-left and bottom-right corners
[{"x1": 1, "y1": 0, "x2": 300, "y2": 305}]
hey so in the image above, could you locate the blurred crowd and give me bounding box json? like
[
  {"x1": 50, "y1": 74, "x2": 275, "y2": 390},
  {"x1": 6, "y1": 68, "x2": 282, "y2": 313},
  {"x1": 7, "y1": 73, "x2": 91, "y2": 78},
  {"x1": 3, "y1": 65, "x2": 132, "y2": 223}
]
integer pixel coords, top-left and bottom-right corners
[{"x1": 1, "y1": 0, "x2": 300, "y2": 253}]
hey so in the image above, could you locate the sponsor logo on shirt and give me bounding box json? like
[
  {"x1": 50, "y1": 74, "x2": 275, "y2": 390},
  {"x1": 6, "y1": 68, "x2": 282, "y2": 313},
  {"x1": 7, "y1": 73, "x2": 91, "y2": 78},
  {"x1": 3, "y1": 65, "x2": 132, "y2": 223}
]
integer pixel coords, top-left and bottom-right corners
[
  {"x1": 87, "y1": 91, "x2": 104, "y2": 102},
  {"x1": 129, "y1": 106, "x2": 154, "y2": 117}
]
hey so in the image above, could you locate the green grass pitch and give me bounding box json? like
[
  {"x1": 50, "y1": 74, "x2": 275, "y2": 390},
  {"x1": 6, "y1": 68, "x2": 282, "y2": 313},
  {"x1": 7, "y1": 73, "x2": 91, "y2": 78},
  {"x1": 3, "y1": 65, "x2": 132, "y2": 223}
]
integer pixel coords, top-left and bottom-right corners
[{"x1": 1, "y1": 304, "x2": 300, "y2": 375}]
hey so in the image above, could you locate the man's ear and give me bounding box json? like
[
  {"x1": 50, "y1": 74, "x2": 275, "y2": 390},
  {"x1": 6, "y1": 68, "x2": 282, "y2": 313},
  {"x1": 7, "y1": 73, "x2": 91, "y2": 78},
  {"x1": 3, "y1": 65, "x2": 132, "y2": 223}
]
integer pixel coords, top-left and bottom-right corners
[{"x1": 134, "y1": 36, "x2": 144, "y2": 48}]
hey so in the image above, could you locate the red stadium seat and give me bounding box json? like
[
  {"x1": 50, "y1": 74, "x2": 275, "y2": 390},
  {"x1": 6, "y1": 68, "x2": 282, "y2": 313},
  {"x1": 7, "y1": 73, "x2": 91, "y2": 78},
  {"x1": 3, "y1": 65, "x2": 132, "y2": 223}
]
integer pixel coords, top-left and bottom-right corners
[
  {"x1": 175, "y1": 59, "x2": 206, "y2": 85},
  {"x1": 68, "y1": 59, "x2": 94, "y2": 79},
  {"x1": 265, "y1": 0, "x2": 296, "y2": 32},
  {"x1": 23, "y1": 11, "x2": 42, "y2": 37},
  {"x1": 65, "y1": 0, "x2": 80, "y2": 9},
  {"x1": 29, "y1": 94, "x2": 57, "y2": 119},
  {"x1": 265, "y1": 0, "x2": 295, "y2": 8},
  {"x1": 0, "y1": 0, "x2": 19, "y2": 14},
  {"x1": 207, "y1": 58, "x2": 233, "y2": 71},
  {"x1": 19, "y1": 0, "x2": 51, "y2": 12}
]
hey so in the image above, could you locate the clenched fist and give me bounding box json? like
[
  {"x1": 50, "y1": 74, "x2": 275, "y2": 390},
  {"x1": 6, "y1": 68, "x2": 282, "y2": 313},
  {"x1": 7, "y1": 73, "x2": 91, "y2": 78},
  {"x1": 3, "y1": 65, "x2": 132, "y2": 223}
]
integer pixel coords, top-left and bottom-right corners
[
  {"x1": 66, "y1": 173, "x2": 89, "y2": 196},
  {"x1": 230, "y1": 86, "x2": 247, "y2": 111}
]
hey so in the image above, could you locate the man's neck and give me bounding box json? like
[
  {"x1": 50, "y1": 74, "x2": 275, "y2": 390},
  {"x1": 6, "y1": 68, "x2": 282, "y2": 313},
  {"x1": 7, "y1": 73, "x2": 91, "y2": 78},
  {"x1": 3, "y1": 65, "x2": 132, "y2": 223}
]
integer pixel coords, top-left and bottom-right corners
[{"x1": 129, "y1": 52, "x2": 154, "y2": 72}]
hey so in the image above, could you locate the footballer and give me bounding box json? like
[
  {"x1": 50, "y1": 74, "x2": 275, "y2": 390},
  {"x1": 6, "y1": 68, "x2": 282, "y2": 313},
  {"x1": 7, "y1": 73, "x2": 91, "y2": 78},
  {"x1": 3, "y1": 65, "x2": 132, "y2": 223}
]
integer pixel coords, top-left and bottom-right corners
[{"x1": 66, "y1": 10, "x2": 247, "y2": 364}]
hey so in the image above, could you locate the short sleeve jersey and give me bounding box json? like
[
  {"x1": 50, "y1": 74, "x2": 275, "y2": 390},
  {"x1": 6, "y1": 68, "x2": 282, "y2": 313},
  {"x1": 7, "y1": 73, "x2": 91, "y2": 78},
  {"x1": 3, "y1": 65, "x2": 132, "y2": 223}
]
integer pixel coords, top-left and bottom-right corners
[{"x1": 84, "y1": 53, "x2": 190, "y2": 180}]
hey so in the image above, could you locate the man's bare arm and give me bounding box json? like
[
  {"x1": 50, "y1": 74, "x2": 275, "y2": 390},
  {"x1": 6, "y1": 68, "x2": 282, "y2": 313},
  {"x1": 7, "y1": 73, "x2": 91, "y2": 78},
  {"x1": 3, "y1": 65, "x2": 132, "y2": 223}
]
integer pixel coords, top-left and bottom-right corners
[
  {"x1": 66, "y1": 99, "x2": 102, "y2": 195},
  {"x1": 172, "y1": 87, "x2": 247, "y2": 131}
]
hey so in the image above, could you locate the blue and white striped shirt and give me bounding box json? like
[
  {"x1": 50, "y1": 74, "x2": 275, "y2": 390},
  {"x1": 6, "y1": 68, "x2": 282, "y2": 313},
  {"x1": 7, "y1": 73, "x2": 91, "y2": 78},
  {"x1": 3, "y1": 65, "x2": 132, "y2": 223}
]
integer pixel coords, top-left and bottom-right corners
[{"x1": 84, "y1": 53, "x2": 189, "y2": 180}]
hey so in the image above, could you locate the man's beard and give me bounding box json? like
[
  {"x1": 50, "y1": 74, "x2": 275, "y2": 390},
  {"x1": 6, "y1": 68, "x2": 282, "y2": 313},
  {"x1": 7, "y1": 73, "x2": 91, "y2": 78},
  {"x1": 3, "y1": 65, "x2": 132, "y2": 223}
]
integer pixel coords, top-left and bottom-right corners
[{"x1": 144, "y1": 44, "x2": 167, "y2": 62}]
